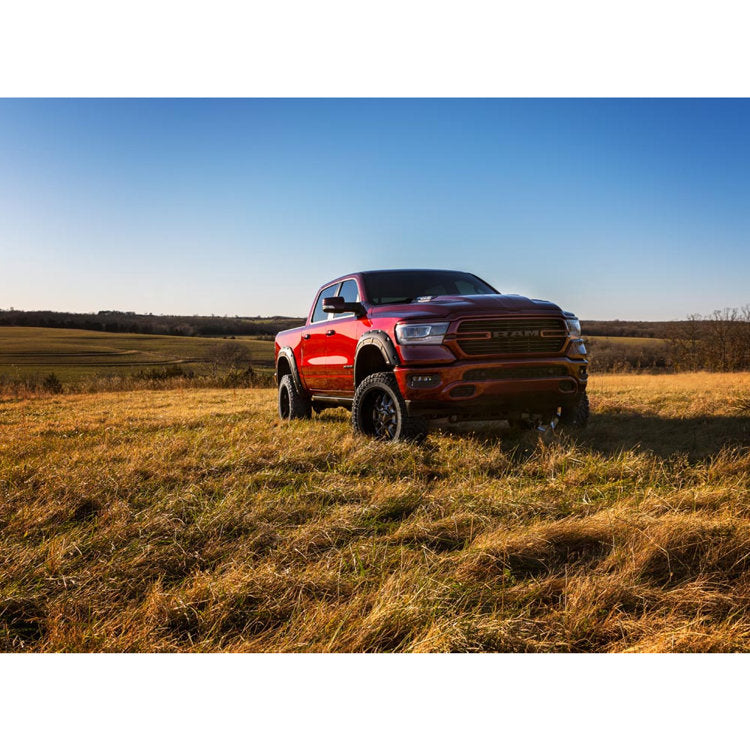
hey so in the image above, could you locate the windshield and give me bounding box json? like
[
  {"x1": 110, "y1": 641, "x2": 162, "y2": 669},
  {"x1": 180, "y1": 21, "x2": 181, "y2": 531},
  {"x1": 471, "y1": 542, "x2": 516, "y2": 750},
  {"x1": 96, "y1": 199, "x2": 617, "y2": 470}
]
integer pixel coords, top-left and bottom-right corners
[{"x1": 362, "y1": 270, "x2": 497, "y2": 305}]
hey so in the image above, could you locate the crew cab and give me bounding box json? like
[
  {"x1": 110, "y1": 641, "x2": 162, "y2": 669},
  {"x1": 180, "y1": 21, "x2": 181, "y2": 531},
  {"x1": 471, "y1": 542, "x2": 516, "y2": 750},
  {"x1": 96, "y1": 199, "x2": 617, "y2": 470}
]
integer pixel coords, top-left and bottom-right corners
[{"x1": 275, "y1": 269, "x2": 589, "y2": 441}]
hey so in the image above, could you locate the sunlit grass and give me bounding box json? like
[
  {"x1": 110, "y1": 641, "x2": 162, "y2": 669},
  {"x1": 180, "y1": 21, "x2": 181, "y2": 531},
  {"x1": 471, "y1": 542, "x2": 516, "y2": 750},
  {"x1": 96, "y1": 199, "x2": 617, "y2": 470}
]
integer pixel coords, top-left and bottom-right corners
[{"x1": 1, "y1": 373, "x2": 749, "y2": 652}]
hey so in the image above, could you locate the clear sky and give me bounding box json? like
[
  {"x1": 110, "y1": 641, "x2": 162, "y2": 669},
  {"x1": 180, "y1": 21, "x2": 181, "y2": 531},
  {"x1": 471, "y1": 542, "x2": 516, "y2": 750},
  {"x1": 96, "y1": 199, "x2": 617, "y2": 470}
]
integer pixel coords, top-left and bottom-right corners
[{"x1": 1, "y1": 98, "x2": 748, "y2": 320}]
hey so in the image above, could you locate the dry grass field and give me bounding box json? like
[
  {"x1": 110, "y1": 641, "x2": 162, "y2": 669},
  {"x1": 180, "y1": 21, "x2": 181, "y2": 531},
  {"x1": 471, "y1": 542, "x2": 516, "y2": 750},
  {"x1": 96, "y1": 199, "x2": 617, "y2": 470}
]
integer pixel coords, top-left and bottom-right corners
[
  {"x1": 0, "y1": 326, "x2": 275, "y2": 383},
  {"x1": 2, "y1": 372, "x2": 749, "y2": 652}
]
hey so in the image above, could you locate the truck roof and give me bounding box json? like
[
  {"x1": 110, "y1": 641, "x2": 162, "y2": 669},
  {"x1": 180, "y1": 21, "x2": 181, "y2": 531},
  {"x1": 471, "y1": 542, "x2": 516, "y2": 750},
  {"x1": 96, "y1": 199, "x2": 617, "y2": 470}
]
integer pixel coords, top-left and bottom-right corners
[{"x1": 320, "y1": 269, "x2": 494, "y2": 286}]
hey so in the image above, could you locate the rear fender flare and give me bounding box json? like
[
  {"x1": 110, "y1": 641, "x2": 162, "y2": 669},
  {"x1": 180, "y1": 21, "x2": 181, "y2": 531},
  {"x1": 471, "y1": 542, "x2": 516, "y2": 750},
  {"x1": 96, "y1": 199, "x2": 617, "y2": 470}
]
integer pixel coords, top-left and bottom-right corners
[{"x1": 277, "y1": 346, "x2": 304, "y2": 392}]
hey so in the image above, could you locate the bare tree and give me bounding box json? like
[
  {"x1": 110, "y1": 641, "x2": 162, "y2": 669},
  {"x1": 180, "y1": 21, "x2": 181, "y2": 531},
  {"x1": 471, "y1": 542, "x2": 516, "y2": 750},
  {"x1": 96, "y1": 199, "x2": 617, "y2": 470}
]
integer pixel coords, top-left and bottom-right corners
[
  {"x1": 669, "y1": 306, "x2": 750, "y2": 372},
  {"x1": 668, "y1": 314, "x2": 703, "y2": 371},
  {"x1": 208, "y1": 341, "x2": 253, "y2": 374}
]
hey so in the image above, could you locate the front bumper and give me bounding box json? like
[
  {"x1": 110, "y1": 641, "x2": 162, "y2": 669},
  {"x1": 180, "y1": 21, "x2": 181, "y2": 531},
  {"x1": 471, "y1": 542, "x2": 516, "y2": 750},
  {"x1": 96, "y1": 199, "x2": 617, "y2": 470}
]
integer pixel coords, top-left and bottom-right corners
[{"x1": 394, "y1": 356, "x2": 588, "y2": 419}]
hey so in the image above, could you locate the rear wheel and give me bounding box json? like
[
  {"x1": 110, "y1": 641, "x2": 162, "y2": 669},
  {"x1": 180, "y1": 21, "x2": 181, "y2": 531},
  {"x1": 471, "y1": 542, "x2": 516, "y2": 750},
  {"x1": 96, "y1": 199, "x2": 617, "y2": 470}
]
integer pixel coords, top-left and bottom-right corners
[
  {"x1": 278, "y1": 374, "x2": 311, "y2": 420},
  {"x1": 559, "y1": 392, "x2": 589, "y2": 428},
  {"x1": 351, "y1": 372, "x2": 427, "y2": 442}
]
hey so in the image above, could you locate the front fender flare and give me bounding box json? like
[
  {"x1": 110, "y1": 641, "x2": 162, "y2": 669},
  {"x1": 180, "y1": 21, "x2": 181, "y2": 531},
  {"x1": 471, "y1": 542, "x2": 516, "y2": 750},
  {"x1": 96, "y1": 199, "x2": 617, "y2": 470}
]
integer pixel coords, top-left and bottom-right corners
[{"x1": 354, "y1": 330, "x2": 400, "y2": 385}]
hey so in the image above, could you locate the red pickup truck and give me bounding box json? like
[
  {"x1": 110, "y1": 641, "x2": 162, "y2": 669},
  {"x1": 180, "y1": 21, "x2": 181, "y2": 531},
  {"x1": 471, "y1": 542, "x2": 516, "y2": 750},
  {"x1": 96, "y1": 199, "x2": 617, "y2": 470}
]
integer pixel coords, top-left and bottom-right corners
[{"x1": 275, "y1": 269, "x2": 589, "y2": 441}]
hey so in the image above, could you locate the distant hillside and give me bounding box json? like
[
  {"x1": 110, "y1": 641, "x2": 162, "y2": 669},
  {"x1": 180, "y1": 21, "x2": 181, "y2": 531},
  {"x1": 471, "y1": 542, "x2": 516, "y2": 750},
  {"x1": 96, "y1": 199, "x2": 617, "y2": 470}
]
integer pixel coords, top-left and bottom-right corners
[{"x1": 0, "y1": 310, "x2": 305, "y2": 338}]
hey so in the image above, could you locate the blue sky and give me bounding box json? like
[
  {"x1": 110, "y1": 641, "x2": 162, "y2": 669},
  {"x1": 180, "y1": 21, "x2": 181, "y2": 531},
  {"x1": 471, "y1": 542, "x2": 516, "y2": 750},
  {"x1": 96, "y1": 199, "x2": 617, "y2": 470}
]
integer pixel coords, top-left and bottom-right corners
[{"x1": 1, "y1": 98, "x2": 748, "y2": 320}]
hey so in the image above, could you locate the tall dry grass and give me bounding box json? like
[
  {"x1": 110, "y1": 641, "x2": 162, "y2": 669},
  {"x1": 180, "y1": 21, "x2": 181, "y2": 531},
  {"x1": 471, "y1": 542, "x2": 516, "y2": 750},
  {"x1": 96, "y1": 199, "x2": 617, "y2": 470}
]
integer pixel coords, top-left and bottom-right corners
[{"x1": 1, "y1": 373, "x2": 749, "y2": 652}]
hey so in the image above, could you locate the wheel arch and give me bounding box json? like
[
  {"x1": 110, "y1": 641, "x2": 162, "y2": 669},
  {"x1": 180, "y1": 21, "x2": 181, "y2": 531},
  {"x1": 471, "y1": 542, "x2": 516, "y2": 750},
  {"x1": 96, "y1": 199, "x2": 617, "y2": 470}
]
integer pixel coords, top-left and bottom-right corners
[
  {"x1": 354, "y1": 331, "x2": 400, "y2": 387},
  {"x1": 276, "y1": 346, "x2": 304, "y2": 392}
]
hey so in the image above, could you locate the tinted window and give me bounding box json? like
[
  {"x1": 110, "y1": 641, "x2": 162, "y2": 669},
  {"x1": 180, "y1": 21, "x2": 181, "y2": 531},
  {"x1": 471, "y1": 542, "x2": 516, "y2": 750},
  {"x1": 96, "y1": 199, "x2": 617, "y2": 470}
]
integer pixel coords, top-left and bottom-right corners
[
  {"x1": 455, "y1": 278, "x2": 484, "y2": 295},
  {"x1": 363, "y1": 270, "x2": 497, "y2": 305},
  {"x1": 311, "y1": 283, "x2": 339, "y2": 323},
  {"x1": 332, "y1": 279, "x2": 360, "y2": 318}
]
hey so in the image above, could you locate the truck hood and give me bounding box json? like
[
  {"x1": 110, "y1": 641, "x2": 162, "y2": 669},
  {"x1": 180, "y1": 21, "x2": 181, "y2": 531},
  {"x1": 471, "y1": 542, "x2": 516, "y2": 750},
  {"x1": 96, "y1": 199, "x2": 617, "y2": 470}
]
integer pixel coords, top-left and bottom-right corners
[{"x1": 370, "y1": 294, "x2": 562, "y2": 321}]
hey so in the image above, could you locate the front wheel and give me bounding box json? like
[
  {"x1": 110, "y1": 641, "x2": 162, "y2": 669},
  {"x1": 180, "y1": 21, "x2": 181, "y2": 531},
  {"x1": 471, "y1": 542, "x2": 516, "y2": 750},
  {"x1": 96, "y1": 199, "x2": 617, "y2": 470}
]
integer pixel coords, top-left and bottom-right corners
[
  {"x1": 351, "y1": 372, "x2": 427, "y2": 442},
  {"x1": 559, "y1": 392, "x2": 589, "y2": 428},
  {"x1": 278, "y1": 374, "x2": 311, "y2": 420}
]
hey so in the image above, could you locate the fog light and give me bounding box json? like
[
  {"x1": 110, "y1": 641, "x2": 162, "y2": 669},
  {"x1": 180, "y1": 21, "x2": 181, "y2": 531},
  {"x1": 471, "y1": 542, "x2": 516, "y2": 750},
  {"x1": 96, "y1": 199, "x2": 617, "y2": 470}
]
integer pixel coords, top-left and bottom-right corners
[{"x1": 408, "y1": 373, "x2": 441, "y2": 389}]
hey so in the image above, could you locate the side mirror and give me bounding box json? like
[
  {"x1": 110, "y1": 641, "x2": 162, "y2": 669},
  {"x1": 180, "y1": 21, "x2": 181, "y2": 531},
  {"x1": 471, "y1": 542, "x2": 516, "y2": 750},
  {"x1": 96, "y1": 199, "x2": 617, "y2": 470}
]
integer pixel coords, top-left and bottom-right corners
[{"x1": 322, "y1": 296, "x2": 365, "y2": 316}]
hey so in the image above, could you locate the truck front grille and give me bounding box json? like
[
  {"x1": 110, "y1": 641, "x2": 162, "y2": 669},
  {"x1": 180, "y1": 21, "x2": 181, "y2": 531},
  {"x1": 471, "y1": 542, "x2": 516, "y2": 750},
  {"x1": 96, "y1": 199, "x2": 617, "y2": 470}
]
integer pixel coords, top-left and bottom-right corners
[{"x1": 456, "y1": 318, "x2": 567, "y2": 356}]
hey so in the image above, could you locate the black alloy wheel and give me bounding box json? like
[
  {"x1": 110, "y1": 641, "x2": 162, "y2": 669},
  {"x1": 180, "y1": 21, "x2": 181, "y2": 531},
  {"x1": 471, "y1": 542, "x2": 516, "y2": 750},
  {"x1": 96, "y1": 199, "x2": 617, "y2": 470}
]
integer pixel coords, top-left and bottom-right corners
[
  {"x1": 370, "y1": 389, "x2": 398, "y2": 439},
  {"x1": 351, "y1": 372, "x2": 427, "y2": 442}
]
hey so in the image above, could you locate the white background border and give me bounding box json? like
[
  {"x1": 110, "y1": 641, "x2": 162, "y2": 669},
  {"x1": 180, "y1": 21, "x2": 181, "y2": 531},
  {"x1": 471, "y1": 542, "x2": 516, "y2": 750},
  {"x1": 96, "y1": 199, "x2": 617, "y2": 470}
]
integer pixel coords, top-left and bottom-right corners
[
  {"x1": 1, "y1": 1, "x2": 747, "y2": 745},
  {"x1": 1, "y1": 0, "x2": 749, "y2": 96},
  {"x1": 1, "y1": 653, "x2": 745, "y2": 747}
]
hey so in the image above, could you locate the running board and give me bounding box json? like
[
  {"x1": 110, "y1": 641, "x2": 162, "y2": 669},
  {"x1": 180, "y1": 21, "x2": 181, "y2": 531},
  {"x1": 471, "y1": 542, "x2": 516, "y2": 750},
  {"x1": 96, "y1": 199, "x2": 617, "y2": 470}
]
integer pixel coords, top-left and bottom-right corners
[{"x1": 311, "y1": 395, "x2": 354, "y2": 408}]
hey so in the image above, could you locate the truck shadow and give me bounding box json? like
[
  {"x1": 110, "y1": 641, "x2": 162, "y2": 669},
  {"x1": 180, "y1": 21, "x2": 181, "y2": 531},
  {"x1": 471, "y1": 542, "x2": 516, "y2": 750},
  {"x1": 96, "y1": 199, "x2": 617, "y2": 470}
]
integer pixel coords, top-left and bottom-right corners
[{"x1": 443, "y1": 413, "x2": 750, "y2": 461}]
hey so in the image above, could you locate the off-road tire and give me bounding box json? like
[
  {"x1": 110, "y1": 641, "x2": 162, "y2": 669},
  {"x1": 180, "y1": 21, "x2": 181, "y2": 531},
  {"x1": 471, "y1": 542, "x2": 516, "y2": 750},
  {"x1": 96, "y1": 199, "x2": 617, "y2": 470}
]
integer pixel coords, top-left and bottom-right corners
[
  {"x1": 351, "y1": 372, "x2": 427, "y2": 442},
  {"x1": 559, "y1": 391, "x2": 589, "y2": 428},
  {"x1": 278, "y1": 374, "x2": 311, "y2": 420}
]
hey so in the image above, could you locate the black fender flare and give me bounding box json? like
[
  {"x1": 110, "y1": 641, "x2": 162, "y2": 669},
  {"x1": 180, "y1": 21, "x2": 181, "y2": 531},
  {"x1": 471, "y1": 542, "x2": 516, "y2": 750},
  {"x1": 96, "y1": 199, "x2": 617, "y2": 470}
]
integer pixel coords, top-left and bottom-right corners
[
  {"x1": 276, "y1": 346, "x2": 304, "y2": 392},
  {"x1": 354, "y1": 330, "x2": 400, "y2": 386}
]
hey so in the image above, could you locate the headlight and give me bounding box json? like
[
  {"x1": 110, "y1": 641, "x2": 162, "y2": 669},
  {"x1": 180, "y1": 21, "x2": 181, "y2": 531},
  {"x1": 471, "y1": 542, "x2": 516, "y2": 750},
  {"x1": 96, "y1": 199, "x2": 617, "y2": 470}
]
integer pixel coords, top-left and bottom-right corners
[
  {"x1": 394, "y1": 321, "x2": 450, "y2": 345},
  {"x1": 564, "y1": 316, "x2": 581, "y2": 337}
]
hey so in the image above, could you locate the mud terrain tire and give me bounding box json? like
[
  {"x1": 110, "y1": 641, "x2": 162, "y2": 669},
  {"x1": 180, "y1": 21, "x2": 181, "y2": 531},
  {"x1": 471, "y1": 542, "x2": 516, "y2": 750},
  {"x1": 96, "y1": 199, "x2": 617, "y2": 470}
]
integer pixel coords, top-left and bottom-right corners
[
  {"x1": 559, "y1": 392, "x2": 590, "y2": 428},
  {"x1": 351, "y1": 372, "x2": 427, "y2": 442},
  {"x1": 278, "y1": 374, "x2": 311, "y2": 420}
]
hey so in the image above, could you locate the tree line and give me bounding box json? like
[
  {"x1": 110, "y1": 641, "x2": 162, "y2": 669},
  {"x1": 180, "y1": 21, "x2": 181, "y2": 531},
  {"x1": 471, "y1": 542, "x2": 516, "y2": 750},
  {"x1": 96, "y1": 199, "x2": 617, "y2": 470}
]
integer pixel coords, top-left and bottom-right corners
[
  {"x1": 580, "y1": 320, "x2": 672, "y2": 338},
  {"x1": 583, "y1": 307, "x2": 750, "y2": 372},
  {"x1": 0, "y1": 309, "x2": 305, "y2": 337},
  {"x1": 666, "y1": 307, "x2": 750, "y2": 371}
]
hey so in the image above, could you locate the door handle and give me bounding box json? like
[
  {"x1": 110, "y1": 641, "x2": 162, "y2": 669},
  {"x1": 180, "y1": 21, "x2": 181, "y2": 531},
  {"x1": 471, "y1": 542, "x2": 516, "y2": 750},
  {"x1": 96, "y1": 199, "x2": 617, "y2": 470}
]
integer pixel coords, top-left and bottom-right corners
[
  {"x1": 326, "y1": 330, "x2": 335, "y2": 336},
  {"x1": 302, "y1": 333, "x2": 310, "y2": 340}
]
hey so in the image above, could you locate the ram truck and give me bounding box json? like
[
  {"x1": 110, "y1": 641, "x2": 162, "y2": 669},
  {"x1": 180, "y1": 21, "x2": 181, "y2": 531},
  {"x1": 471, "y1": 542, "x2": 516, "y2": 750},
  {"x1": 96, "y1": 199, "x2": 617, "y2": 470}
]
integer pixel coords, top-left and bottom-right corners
[{"x1": 275, "y1": 269, "x2": 589, "y2": 441}]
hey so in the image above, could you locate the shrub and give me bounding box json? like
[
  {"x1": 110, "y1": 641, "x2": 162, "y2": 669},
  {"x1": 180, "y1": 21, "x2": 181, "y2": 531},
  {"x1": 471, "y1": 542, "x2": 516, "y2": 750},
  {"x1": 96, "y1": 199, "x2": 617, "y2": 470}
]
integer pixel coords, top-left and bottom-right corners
[
  {"x1": 42, "y1": 372, "x2": 63, "y2": 393},
  {"x1": 134, "y1": 365, "x2": 194, "y2": 382}
]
